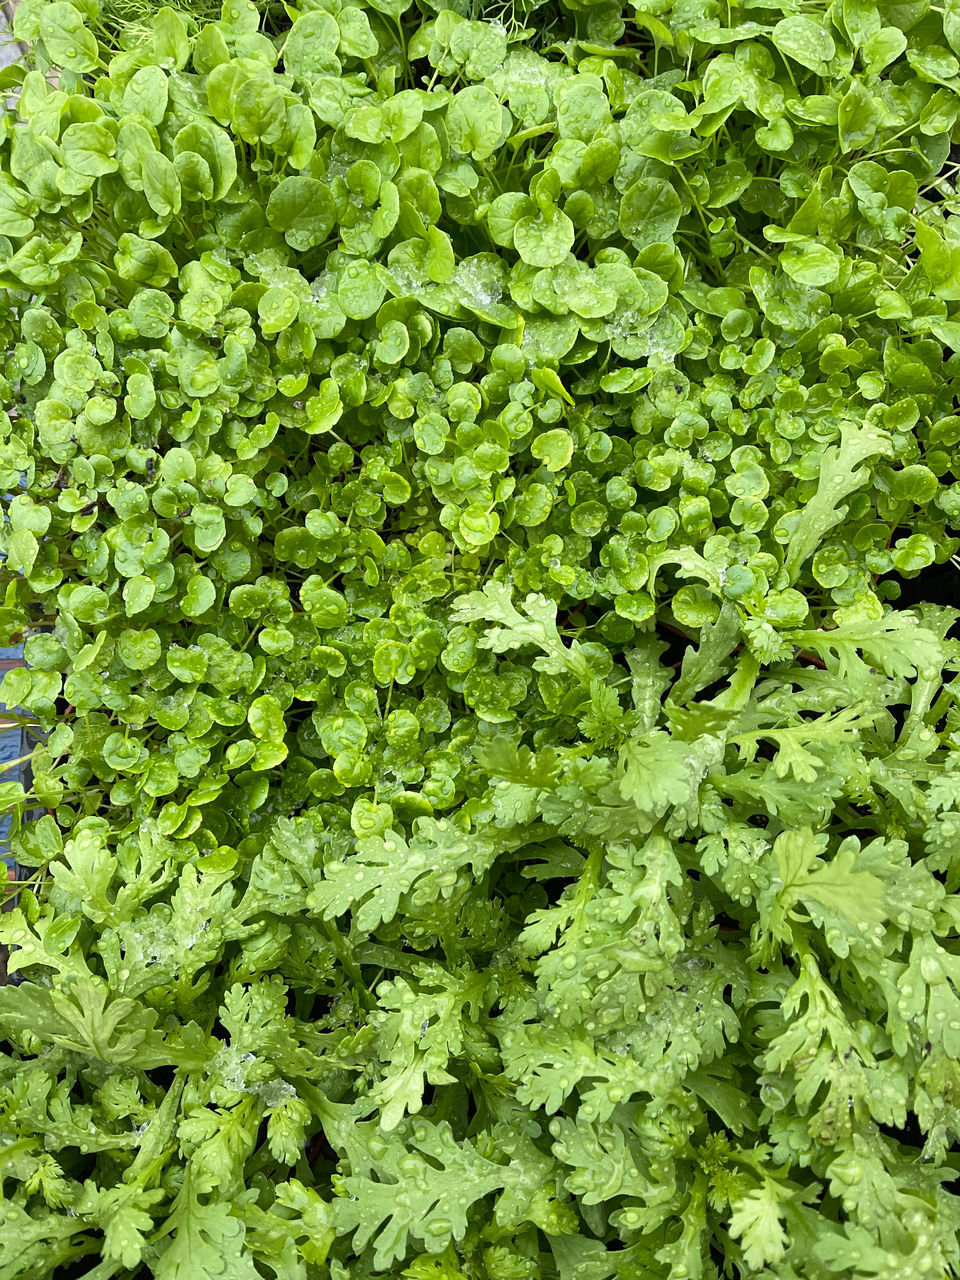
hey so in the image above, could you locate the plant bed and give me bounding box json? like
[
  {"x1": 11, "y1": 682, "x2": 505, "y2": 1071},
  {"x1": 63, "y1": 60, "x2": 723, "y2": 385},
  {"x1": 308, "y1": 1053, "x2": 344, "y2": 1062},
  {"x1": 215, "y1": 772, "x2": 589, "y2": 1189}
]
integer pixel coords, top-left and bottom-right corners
[{"x1": 1, "y1": 1, "x2": 960, "y2": 1277}]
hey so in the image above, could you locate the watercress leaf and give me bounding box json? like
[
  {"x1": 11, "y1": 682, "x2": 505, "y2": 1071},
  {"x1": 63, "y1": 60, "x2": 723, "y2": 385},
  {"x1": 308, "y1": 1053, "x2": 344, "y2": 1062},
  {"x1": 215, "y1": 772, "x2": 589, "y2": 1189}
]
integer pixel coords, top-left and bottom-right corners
[
  {"x1": 173, "y1": 122, "x2": 237, "y2": 201},
  {"x1": 530, "y1": 428, "x2": 574, "y2": 471},
  {"x1": 122, "y1": 66, "x2": 170, "y2": 125},
  {"x1": 618, "y1": 179, "x2": 682, "y2": 247},
  {"x1": 266, "y1": 176, "x2": 335, "y2": 251},
  {"x1": 514, "y1": 206, "x2": 575, "y2": 268},
  {"x1": 446, "y1": 86, "x2": 508, "y2": 161},
  {"x1": 282, "y1": 11, "x2": 342, "y2": 79},
  {"x1": 39, "y1": 1, "x2": 98, "y2": 71},
  {"x1": 771, "y1": 16, "x2": 836, "y2": 74}
]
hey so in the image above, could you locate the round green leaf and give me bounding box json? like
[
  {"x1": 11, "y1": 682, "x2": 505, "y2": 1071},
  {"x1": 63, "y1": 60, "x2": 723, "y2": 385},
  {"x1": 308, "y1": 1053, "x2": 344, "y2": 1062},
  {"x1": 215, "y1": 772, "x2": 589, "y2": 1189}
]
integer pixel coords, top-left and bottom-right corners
[
  {"x1": 531, "y1": 429, "x2": 574, "y2": 471},
  {"x1": 619, "y1": 180, "x2": 682, "y2": 247},
  {"x1": 39, "y1": 2, "x2": 98, "y2": 71},
  {"x1": 301, "y1": 579, "x2": 348, "y2": 627},
  {"x1": 123, "y1": 576, "x2": 156, "y2": 616},
  {"x1": 124, "y1": 373, "x2": 156, "y2": 419},
  {"x1": 514, "y1": 207, "x2": 575, "y2": 269},
  {"x1": 283, "y1": 11, "x2": 342, "y2": 79},
  {"x1": 118, "y1": 629, "x2": 162, "y2": 671},
  {"x1": 102, "y1": 733, "x2": 147, "y2": 773},
  {"x1": 446, "y1": 86, "x2": 506, "y2": 161},
  {"x1": 182, "y1": 574, "x2": 216, "y2": 617},
  {"x1": 248, "y1": 694, "x2": 286, "y2": 741},
  {"x1": 372, "y1": 640, "x2": 416, "y2": 685},
  {"x1": 458, "y1": 504, "x2": 500, "y2": 547},
  {"x1": 771, "y1": 16, "x2": 836, "y2": 74},
  {"x1": 266, "y1": 176, "x2": 335, "y2": 251}
]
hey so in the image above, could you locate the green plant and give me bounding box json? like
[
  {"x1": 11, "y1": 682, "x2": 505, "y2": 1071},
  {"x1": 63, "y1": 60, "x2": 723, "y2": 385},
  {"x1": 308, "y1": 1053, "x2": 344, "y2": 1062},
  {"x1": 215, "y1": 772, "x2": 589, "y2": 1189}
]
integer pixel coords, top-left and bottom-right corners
[
  {"x1": 1, "y1": 0, "x2": 960, "y2": 1276},
  {"x1": 94, "y1": 0, "x2": 286, "y2": 51}
]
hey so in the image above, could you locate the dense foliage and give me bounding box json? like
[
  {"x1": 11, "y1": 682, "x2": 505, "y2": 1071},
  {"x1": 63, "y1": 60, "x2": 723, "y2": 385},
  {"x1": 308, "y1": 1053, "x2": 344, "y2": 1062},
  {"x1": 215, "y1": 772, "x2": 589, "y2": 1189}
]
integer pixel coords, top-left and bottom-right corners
[{"x1": 2, "y1": 0, "x2": 960, "y2": 1275}]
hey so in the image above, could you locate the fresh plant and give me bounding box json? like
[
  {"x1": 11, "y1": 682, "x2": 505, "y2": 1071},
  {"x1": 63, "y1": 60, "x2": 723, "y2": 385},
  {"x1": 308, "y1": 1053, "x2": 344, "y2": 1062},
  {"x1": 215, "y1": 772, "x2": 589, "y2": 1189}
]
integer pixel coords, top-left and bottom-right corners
[
  {"x1": 93, "y1": 0, "x2": 283, "y2": 52},
  {"x1": 1, "y1": 0, "x2": 960, "y2": 1276}
]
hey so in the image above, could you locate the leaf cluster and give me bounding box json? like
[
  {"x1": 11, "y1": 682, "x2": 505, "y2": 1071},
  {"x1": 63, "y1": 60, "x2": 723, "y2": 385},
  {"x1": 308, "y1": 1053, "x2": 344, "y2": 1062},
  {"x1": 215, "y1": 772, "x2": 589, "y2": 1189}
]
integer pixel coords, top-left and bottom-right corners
[{"x1": 2, "y1": 0, "x2": 960, "y2": 1276}]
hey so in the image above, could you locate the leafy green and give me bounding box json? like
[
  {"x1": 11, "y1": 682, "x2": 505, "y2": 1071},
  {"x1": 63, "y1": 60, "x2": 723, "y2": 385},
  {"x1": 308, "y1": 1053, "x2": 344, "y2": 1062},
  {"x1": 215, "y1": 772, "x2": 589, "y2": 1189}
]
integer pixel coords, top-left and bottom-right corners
[{"x1": 2, "y1": 0, "x2": 960, "y2": 1276}]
